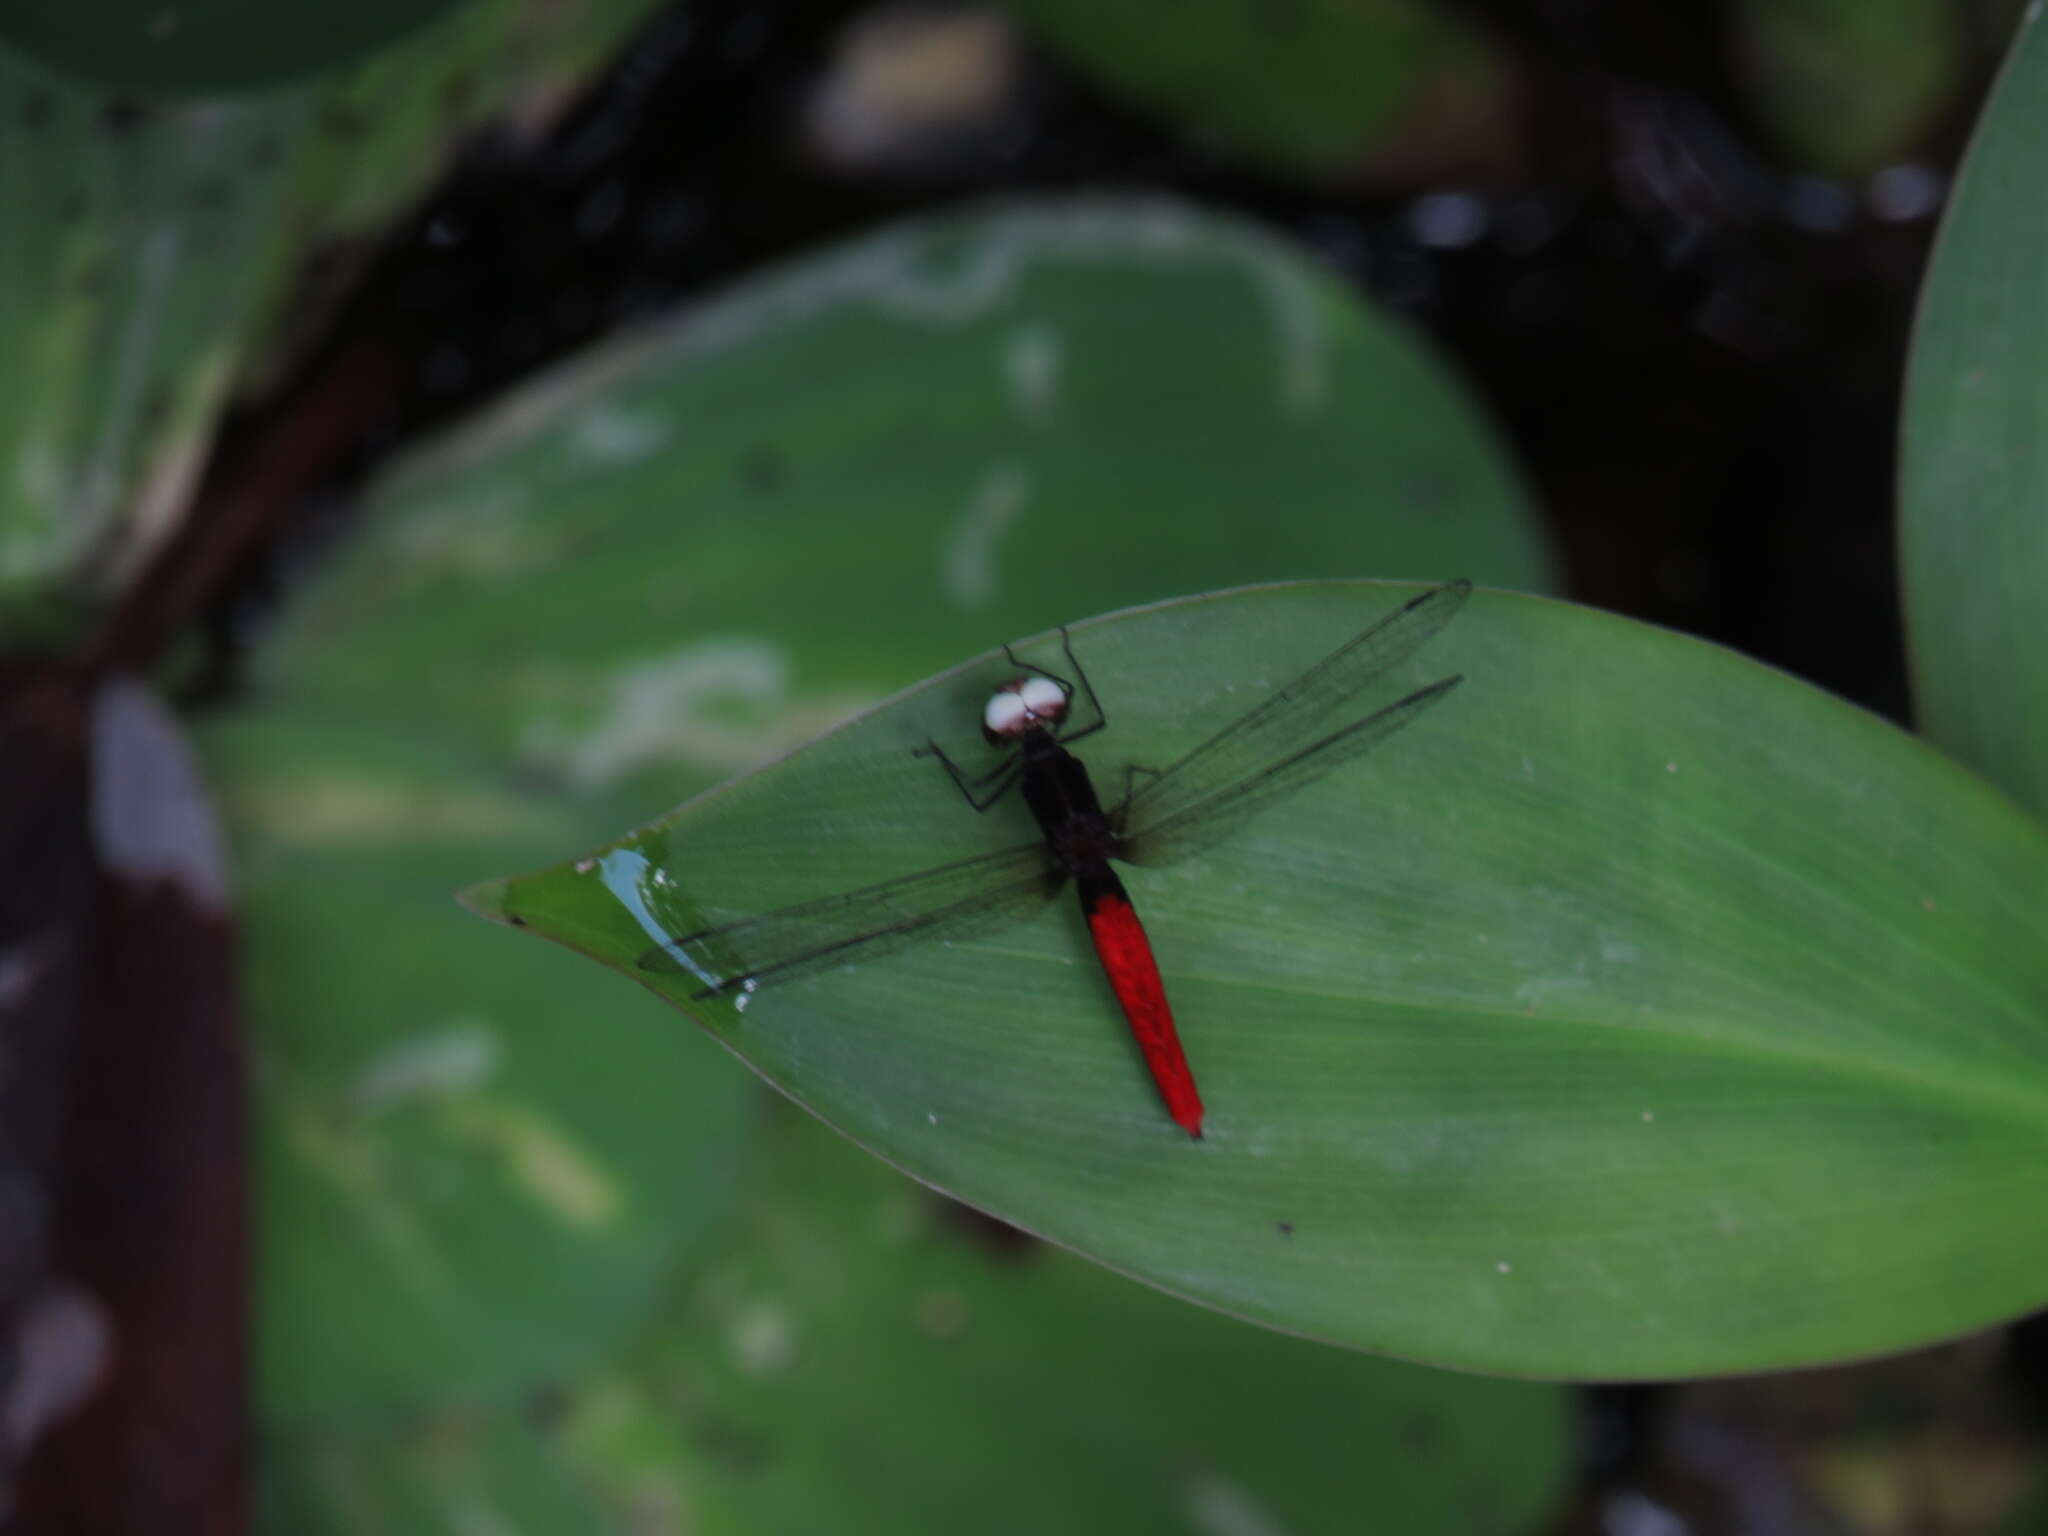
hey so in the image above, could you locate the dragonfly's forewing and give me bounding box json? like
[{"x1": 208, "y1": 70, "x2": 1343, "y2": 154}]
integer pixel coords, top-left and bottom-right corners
[
  {"x1": 639, "y1": 838, "x2": 1061, "y2": 999},
  {"x1": 1119, "y1": 580, "x2": 1470, "y2": 866},
  {"x1": 638, "y1": 581, "x2": 1471, "y2": 1000},
  {"x1": 1120, "y1": 676, "x2": 1462, "y2": 865}
]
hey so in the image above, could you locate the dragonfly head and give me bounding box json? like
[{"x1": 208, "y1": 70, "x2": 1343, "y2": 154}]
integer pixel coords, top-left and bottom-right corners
[{"x1": 983, "y1": 674, "x2": 1067, "y2": 743}]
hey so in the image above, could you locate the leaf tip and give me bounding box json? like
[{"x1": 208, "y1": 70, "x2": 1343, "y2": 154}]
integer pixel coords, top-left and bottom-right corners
[{"x1": 455, "y1": 876, "x2": 518, "y2": 925}]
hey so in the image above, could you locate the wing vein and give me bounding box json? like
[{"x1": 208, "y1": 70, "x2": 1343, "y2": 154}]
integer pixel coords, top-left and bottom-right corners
[
  {"x1": 638, "y1": 838, "x2": 1060, "y2": 997},
  {"x1": 1125, "y1": 580, "x2": 1469, "y2": 830}
]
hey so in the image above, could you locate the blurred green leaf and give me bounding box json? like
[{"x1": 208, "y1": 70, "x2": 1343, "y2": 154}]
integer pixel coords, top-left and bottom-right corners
[
  {"x1": 269, "y1": 1102, "x2": 1569, "y2": 1534},
  {"x1": 0, "y1": 0, "x2": 666, "y2": 647},
  {"x1": 201, "y1": 711, "x2": 756, "y2": 1418},
  {"x1": 277, "y1": 0, "x2": 669, "y2": 246},
  {"x1": 233, "y1": 196, "x2": 1544, "y2": 1423},
  {"x1": 0, "y1": 0, "x2": 468, "y2": 95},
  {"x1": 263, "y1": 1405, "x2": 607, "y2": 1535},
  {"x1": 1010, "y1": 0, "x2": 1516, "y2": 181},
  {"x1": 0, "y1": 49, "x2": 305, "y2": 644},
  {"x1": 475, "y1": 581, "x2": 2048, "y2": 1379},
  {"x1": 260, "y1": 196, "x2": 1550, "y2": 805},
  {"x1": 1900, "y1": 9, "x2": 2048, "y2": 819},
  {"x1": 2001, "y1": 1473, "x2": 2048, "y2": 1535},
  {"x1": 573, "y1": 1104, "x2": 1567, "y2": 1534},
  {"x1": 1733, "y1": 0, "x2": 1963, "y2": 175},
  {"x1": 236, "y1": 194, "x2": 1552, "y2": 1504}
]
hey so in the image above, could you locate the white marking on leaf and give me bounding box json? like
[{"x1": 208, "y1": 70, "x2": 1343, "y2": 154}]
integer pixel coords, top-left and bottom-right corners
[
  {"x1": 438, "y1": 1096, "x2": 624, "y2": 1230},
  {"x1": 729, "y1": 1303, "x2": 794, "y2": 1375},
  {"x1": 522, "y1": 639, "x2": 870, "y2": 788},
  {"x1": 1184, "y1": 1474, "x2": 1287, "y2": 1536},
  {"x1": 940, "y1": 461, "x2": 1029, "y2": 608},
  {"x1": 416, "y1": 201, "x2": 1336, "y2": 452},
  {"x1": 571, "y1": 403, "x2": 671, "y2": 463},
  {"x1": 353, "y1": 1022, "x2": 501, "y2": 1113},
  {"x1": 1004, "y1": 322, "x2": 1063, "y2": 425}
]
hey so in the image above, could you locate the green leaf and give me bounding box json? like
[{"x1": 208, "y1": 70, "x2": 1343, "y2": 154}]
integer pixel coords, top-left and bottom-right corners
[
  {"x1": 0, "y1": 0, "x2": 467, "y2": 95},
  {"x1": 1010, "y1": 0, "x2": 1515, "y2": 180},
  {"x1": 277, "y1": 0, "x2": 670, "y2": 248},
  {"x1": 2000, "y1": 1472, "x2": 2048, "y2": 1536},
  {"x1": 1900, "y1": 9, "x2": 2048, "y2": 820},
  {"x1": 570, "y1": 1104, "x2": 1568, "y2": 1535},
  {"x1": 231, "y1": 198, "x2": 1546, "y2": 1425},
  {"x1": 263, "y1": 1405, "x2": 607, "y2": 1535},
  {"x1": 472, "y1": 581, "x2": 2048, "y2": 1379},
  {"x1": 1733, "y1": 0, "x2": 1964, "y2": 175},
  {"x1": 265, "y1": 1104, "x2": 1567, "y2": 1535},
  {"x1": 262, "y1": 196, "x2": 1550, "y2": 803},
  {"x1": 201, "y1": 712, "x2": 757, "y2": 1418},
  {"x1": 0, "y1": 0, "x2": 666, "y2": 646},
  {"x1": 0, "y1": 48, "x2": 307, "y2": 642}
]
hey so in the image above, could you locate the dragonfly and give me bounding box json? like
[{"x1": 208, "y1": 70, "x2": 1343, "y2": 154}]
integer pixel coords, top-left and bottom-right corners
[{"x1": 639, "y1": 580, "x2": 1472, "y2": 1138}]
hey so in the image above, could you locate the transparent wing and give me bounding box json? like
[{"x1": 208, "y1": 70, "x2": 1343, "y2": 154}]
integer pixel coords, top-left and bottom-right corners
[
  {"x1": 638, "y1": 838, "x2": 1062, "y2": 1000},
  {"x1": 1122, "y1": 580, "x2": 1470, "y2": 843},
  {"x1": 1123, "y1": 675, "x2": 1463, "y2": 865}
]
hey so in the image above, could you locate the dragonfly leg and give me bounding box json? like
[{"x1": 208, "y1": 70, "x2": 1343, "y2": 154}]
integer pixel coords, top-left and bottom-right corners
[
  {"x1": 915, "y1": 737, "x2": 1026, "y2": 811},
  {"x1": 956, "y1": 762, "x2": 1024, "y2": 812},
  {"x1": 1113, "y1": 762, "x2": 1162, "y2": 820},
  {"x1": 914, "y1": 736, "x2": 1014, "y2": 786},
  {"x1": 1054, "y1": 626, "x2": 1109, "y2": 743}
]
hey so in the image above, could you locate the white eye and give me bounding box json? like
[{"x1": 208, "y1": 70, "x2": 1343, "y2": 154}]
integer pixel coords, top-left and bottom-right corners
[
  {"x1": 984, "y1": 689, "x2": 1031, "y2": 736},
  {"x1": 1018, "y1": 676, "x2": 1067, "y2": 718}
]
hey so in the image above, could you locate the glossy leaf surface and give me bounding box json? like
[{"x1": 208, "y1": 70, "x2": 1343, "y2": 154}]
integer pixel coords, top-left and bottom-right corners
[
  {"x1": 235, "y1": 199, "x2": 1547, "y2": 1424},
  {"x1": 1010, "y1": 0, "x2": 1515, "y2": 180},
  {"x1": 1901, "y1": 6, "x2": 2048, "y2": 819},
  {"x1": 0, "y1": 0, "x2": 465, "y2": 94},
  {"x1": 475, "y1": 581, "x2": 2048, "y2": 1378},
  {"x1": 204, "y1": 713, "x2": 755, "y2": 1417},
  {"x1": 266, "y1": 197, "x2": 1550, "y2": 805},
  {"x1": 267, "y1": 1104, "x2": 1569, "y2": 1533},
  {"x1": 1732, "y1": 0, "x2": 1963, "y2": 175}
]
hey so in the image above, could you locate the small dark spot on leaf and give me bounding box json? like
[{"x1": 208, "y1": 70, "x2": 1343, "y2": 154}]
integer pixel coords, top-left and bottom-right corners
[
  {"x1": 938, "y1": 1196, "x2": 1037, "y2": 1259},
  {"x1": 1277, "y1": 1221, "x2": 1294, "y2": 1237},
  {"x1": 20, "y1": 91, "x2": 54, "y2": 130},
  {"x1": 317, "y1": 100, "x2": 370, "y2": 140},
  {"x1": 100, "y1": 100, "x2": 149, "y2": 136},
  {"x1": 188, "y1": 176, "x2": 233, "y2": 214},
  {"x1": 1403, "y1": 1413, "x2": 1445, "y2": 1454},
  {"x1": 439, "y1": 73, "x2": 478, "y2": 118},
  {"x1": 524, "y1": 1382, "x2": 568, "y2": 1429},
  {"x1": 692, "y1": 1412, "x2": 772, "y2": 1474},
  {"x1": 140, "y1": 382, "x2": 173, "y2": 434},
  {"x1": 740, "y1": 445, "x2": 783, "y2": 493},
  {"x1": 507, "y1": 758, "x2": 561, "y2": 795},
  {"x1": 506, "y1": 913, "x2": 528, "y2": 927},
  {"x1": 1260, "y1": 0, "x2": 1308, "y2": 33},
  {"x1": 1401, "y1": 468, "x2": 1455, "y2": 512}
]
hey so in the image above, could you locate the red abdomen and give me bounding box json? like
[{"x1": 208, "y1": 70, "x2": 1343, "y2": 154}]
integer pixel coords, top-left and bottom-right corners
[{"x1": 1080, "y1": 878, "x2": 1205, "y2": 1138}]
